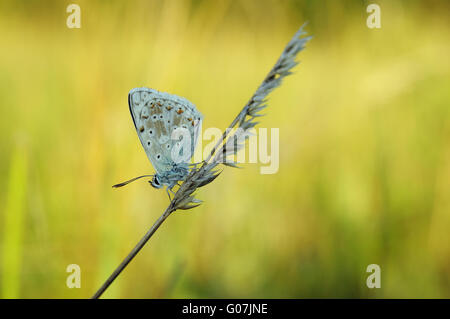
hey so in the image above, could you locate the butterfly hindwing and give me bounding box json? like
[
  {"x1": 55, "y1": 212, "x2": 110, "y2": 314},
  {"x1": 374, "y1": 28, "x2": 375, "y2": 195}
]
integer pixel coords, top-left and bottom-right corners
[{"x1": 128, "y1": 88, "x2": 203, "y2": 175}]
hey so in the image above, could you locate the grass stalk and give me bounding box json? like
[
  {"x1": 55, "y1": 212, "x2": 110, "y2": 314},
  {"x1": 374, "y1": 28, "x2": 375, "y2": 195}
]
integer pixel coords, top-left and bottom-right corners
[{"x1": 92, "y1": 24, "x2": 310, "y2": 298}]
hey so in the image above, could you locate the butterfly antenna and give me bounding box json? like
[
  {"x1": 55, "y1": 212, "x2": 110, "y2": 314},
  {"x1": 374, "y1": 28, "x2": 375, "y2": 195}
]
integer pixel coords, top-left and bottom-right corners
[{"x1": 112, "y1": 175, "x2": 154, "y2": 188}]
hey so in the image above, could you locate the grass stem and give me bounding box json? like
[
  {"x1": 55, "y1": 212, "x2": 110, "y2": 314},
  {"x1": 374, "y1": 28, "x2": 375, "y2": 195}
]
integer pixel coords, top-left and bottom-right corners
[{"x1": 91, "y1": 205, "x2": 174, "y2": 299}]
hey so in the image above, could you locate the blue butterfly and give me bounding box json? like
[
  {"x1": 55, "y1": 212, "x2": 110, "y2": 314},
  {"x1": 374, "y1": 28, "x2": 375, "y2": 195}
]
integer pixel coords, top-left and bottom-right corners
[{"x1": 114, "y1": 88, "x2": 203, "y2": 196}]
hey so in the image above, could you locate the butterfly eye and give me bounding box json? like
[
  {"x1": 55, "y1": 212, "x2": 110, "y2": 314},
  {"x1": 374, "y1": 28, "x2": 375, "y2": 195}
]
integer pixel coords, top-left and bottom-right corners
[
  {"x1": 150, "y1": 176, "x2": 162, "y2": 189},
  {"x1": 152, "y1": 115, "x2": 157, "y2": 120},
  {"x1": 159, "y1": 115, "x2": 163, "y2": 119}
]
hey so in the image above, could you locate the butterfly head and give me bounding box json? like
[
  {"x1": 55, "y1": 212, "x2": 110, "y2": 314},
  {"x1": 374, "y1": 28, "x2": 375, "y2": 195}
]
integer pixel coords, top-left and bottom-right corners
[{"x1": 150, "y1": 174, "x2": 164, "y2": 189}]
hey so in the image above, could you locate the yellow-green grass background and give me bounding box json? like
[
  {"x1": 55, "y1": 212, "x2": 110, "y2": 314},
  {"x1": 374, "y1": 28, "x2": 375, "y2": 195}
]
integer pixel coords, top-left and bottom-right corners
[{"x1": 0, "y1": 0, "x2": 449, "y2": 298}]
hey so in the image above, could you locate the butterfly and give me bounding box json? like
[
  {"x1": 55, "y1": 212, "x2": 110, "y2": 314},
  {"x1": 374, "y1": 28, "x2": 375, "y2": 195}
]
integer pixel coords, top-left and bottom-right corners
[{"x1": 113, "y1": 87, "x2": 203, "y2": 196}]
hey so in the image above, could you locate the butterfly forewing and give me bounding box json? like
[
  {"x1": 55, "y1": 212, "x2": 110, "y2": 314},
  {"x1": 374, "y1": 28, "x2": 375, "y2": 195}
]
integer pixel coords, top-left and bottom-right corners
[{"x1": 128, "y1": 88, "x2": 203, "y2": 175}]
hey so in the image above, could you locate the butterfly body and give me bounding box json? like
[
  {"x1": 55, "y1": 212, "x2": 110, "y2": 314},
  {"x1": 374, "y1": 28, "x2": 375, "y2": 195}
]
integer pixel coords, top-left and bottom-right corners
[{"x1": 127, "y1": 87, "x2": 203, "y2": 190}]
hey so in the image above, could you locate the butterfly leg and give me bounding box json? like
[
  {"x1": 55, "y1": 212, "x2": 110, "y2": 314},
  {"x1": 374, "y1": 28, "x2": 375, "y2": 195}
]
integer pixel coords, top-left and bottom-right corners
[
  {"x1": 166, "y1": 184, "x2": 178, "y2": 201},
  {"x1": 166, "y1": 188, "x2": 172, "y2": 201}
]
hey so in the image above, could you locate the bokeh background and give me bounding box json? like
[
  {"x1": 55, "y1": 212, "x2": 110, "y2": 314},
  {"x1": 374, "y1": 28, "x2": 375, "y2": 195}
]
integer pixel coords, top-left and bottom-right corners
[{"x1": 0, "y1": 0, "x2": 449, "y2": 298}]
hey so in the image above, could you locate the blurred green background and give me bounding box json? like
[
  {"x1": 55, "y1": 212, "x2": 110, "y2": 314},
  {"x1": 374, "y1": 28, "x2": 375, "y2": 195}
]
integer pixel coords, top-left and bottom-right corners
[{"x1": 0, "y1": 0, "x2": 449, "y2": 298}]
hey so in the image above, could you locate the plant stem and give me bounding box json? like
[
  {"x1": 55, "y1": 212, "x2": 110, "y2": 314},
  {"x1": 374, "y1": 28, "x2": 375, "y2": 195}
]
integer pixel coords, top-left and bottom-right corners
[
  {"x1": 92, "y1": 25, "x2": 310, "y2": 298},
  {"x1": 91, "y1": 205, "x2": 174, "y2": 299}
]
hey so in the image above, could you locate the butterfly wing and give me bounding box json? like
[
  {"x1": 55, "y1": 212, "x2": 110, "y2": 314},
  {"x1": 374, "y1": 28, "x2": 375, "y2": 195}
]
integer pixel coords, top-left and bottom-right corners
[{"x1": 128, "y1": 88, "x2": 203, "y2": 175}]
